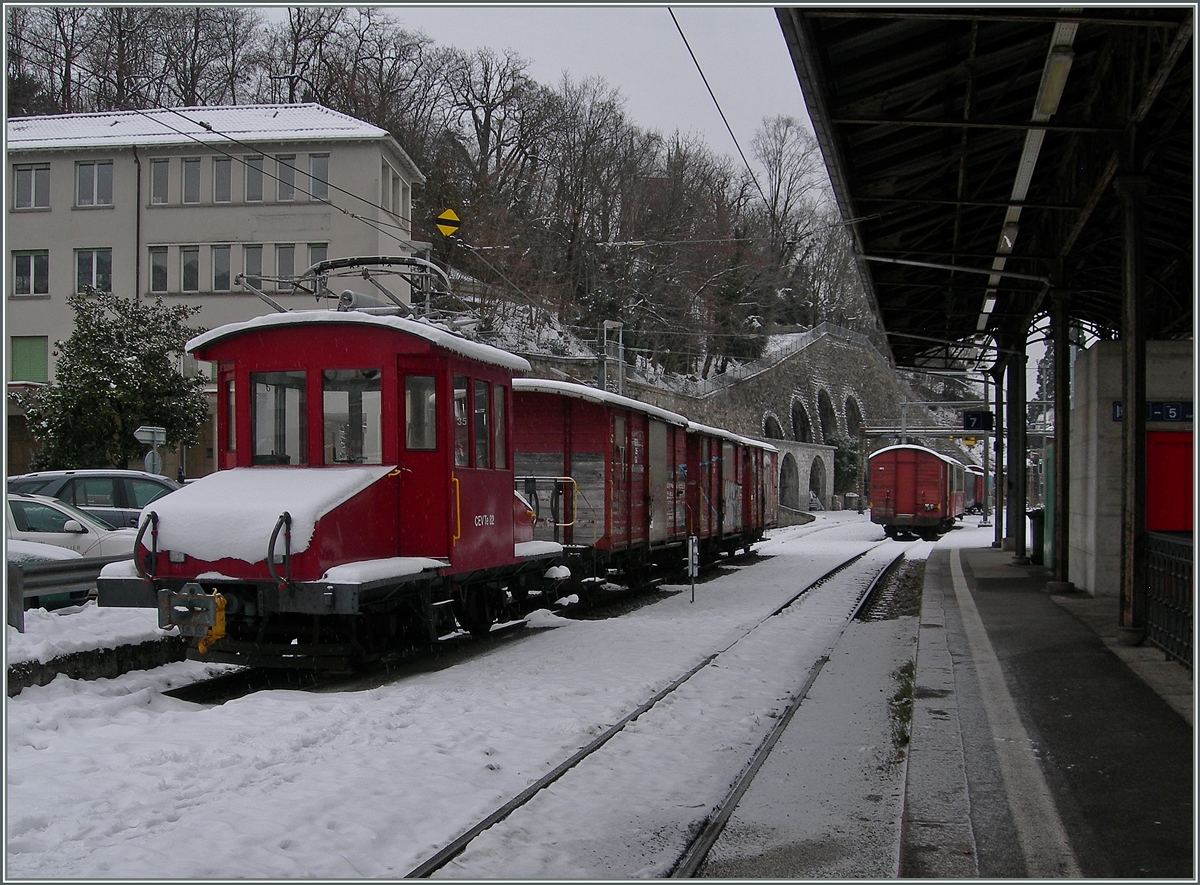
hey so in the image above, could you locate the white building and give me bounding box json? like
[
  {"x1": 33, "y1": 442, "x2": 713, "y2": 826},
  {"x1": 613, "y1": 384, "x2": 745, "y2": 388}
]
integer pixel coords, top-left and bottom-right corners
[{"x1": 6, "y1": 103, "x2": 426, "y2": 475}]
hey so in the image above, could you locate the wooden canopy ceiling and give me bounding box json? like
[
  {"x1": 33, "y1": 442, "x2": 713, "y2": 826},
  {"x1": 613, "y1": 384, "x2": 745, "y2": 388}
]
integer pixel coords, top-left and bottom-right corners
[{"x1": 778, "y1": 6, "x2": 1193, "y2": 371}]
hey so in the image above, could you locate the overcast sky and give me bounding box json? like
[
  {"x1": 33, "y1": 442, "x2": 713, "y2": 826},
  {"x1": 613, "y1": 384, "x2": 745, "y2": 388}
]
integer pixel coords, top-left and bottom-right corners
[{"x1": 387, "y1": 4, "x2": 812, "y2": 168}]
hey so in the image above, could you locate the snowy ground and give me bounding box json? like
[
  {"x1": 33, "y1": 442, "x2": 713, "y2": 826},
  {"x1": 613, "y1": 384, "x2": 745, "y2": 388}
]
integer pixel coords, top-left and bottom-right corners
[{"x1": 6, "y1": 512, "x2": 934, "y2": 879}]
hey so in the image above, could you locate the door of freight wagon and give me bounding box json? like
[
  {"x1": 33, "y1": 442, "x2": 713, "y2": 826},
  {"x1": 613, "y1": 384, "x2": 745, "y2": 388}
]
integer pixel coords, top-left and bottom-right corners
[
  {"x1": 893, "y1": 450, "x2": 918, "y2": 520},
  {"x1": 649, "y1": 419, "x2": 670, "y2": 543},
  {"x1": 629, "y1": 415, "x2": 648, "y2": 546}
]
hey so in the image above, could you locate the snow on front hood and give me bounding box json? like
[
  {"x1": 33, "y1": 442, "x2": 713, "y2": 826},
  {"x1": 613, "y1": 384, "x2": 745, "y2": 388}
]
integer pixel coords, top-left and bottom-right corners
[{"x1": 143, "y1": 467, "x2": 393, "y2": 564}]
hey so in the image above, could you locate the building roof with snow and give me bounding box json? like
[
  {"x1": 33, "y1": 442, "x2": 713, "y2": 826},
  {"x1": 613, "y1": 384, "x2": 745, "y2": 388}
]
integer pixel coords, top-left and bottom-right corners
[{"x1": 6, "y1": 103, "x2": 424, "y2": 182}]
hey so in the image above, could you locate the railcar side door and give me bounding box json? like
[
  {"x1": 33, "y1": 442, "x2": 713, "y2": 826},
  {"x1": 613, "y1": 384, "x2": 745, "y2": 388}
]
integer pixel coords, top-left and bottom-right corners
[{"x1": 396, "y1": 357, "x2": 451, "y2": 558}]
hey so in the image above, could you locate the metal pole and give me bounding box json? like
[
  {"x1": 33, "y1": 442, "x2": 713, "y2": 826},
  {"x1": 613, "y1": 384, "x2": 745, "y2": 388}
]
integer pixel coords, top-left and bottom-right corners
[{"x1": 980, "y1": 373, "x2": 992, "y2": 527}]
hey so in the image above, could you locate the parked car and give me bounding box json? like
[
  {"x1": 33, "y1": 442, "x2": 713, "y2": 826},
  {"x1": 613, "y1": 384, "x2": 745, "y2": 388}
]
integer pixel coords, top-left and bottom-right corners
[
  {"x1": 6, "y1": 469, "x2": 180, "y2": 528},
  {"x1": 6, "y1": 494, "x2": 138, "y2": 558}
]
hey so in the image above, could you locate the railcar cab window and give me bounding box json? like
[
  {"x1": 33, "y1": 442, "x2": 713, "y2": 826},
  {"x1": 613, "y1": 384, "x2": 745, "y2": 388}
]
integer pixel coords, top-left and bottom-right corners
[
  {"x1": 405, "y1": 375, "x2": 437, "y2": 451},
  {"x1": 493, "y1": 384, "x2": 507, "y2": 469},
  {"x1": 252, "y1": 371, "x2": 306, "y2": 465},
  {"x1": 473, "y1": 380, "x2": 491, "y2": 468},
  {"x1": 323, "y1": 368, "x2": 382, "y2": 464},
  {"x1": 454, "y1": 376, "x2": 470, "y2": 467}
]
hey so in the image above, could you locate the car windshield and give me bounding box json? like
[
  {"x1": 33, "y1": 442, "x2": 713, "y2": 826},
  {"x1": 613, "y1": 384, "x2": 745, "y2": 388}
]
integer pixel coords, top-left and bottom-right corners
[
  {"x1": 26, "y1": 496, "x2": 116, "y2": 530},
  {"x1": 7, "y1": 478, "x2": 53, "y2": 494}
]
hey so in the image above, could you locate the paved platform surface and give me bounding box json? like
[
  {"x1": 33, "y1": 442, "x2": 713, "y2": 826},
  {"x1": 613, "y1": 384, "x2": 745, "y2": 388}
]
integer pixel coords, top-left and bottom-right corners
[{"x1": 902, "y1": 539, "x2": 1194, "y2": 878}]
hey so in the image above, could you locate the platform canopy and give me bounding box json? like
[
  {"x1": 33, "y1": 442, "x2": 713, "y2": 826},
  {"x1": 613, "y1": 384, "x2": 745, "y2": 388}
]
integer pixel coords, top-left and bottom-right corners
[{"x1": 777, "y1": 7, "x2": 1193, "y2": 371}]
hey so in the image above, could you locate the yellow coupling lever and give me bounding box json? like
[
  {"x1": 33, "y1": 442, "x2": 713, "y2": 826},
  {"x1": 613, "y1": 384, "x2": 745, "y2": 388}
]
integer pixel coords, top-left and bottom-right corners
[{"x1": 196, "y1": 593, "x2": 227, "y2": 654}]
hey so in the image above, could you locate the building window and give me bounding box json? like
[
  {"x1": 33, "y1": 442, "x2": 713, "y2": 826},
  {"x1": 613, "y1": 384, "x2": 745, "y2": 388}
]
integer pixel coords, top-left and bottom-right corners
[
  {"x1": 11, "y1": 336, "x2": 49, "y2": 383},
  {"x1": 181, "y1": 246, "x2": 199, "y2": 292},
  {"x1": 76, "y1": 160, "x2": 113, "y2": 206},
  {"x1": 380, "y1": 162, "x2": 391, "y2": 211},
  {"x1": 150, "y1": 159, "x2": 169, "y2": 204},
  {"x1": 245, "y1": 156, "x2": 263, "y2": 202},
  {"x1": 14, "y1": 164, "x2": 49, "y2": 209},
  {"x1": 75, "y1": 248, "x2": 112, "y2": 292},
  {"x1": 275, "y1": 244, "x2": 294, "y2": 290},
  {"x1": 182, "y1": 158, "x2": 201, "y2": 204},
  {"x1": 13, "y1": 251, "x2": 49, "y2": 296},
  {"x1": 307, "y1": 243, "x2": 327, "y2": 270},
  {"x1": 277, "y1": 155, "x2": 296, "y2": 201},
  {"x1": 212, "y1": 245, "x2": 231, "y2": 291},
  {"x1": 243, "y1": 245, "x2": 262, "y2": 289},
  {"x1": 213, "y1": 157, "x2": 231, "y2": 202},
  {"x1": 150, "y1": 247, "x2": 168, "y2": 292},
  {"x1": 309, "y1": 153, "x2": 329, "y2": 201}
]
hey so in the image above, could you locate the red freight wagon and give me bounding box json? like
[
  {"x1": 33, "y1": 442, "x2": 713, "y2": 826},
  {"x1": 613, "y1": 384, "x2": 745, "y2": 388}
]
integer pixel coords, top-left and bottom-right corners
[
  {"x1": 98, "y1": 310, "x2": 556, "y2": 666},
  {"x1": 511, "y1": 379, "x2": 690, "y2": 576},
  {"x1": 869, "y1": 444, "x2": 966, "y2": 540},
  {"x1": 965, "y1": 464, "x2": 986, "y2": 514},
  {"x1": 686, "y1": 423, "x2": 777, "y2": 560}
]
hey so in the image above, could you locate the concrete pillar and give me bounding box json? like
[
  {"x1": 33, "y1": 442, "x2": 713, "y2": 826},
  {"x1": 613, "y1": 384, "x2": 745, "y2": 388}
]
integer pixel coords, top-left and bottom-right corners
[
  {"x1": 1006, "y1": 340, "x2": 1028, "y2": 561},
  {"x1": 1116, "y1": 175, "x2": 1149, "y2": 641},
  {"x1": 992, "y1": 363, "x2": 1006, "y2": 550},
  {"x1": 1049, "y1": 289, "x2": 1073, "y2": 590}
]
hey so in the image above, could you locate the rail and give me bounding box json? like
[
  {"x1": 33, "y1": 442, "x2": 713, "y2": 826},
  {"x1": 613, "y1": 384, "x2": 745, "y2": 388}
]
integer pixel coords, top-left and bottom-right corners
[
  {"x1": 6, "y1": 554, "x2": 133, "y2": 633},
  {"x1": 1143, "y1": 532, "x2": 1192, "y2": 670}
]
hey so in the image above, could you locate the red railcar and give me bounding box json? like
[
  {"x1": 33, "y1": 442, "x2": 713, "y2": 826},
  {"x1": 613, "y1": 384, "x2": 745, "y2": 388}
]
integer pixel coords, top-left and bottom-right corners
[
  {"x1": 965, "y1": 464, "x2": 986, "y2": 514},
  {"x1": 868, "y1": 444, "x2": 966, "y2": 540},
  {"x1": 511, "y1": 379, "x2": 690, "y2": 577},
  {"x1": 99, "y1": 310, "x2": 555, "y2": 666}
]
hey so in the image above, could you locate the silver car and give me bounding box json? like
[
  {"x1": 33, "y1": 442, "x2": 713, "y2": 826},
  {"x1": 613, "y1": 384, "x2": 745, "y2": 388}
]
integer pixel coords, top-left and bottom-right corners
[
  {"x1": 6, "y1": 469, "x2": 180, "y2": 528},
  {"x1": 6, "y1": 493, "x2": 139, "y2": 558}
]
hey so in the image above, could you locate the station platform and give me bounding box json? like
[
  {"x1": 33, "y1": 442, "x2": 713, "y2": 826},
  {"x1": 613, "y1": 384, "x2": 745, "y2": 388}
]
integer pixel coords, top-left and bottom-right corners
[{"x1": 903, "y1": 536, "x2": 1194, "y2": 878}]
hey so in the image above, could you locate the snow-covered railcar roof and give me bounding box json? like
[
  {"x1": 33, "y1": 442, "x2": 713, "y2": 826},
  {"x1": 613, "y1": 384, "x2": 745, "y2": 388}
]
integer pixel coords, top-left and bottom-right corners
[
  {"x1": 512, "y1": 378, "x2": 688, "y2": 427},
  {"x1": 141, "y1": 466, "x2": 394, "y2": 563},
  {"x1": 187, "y1": 311, "x2": 530, "y2": 373},
  {"x1": 687, "y1": 421, "x2": 778, "y2": 453},
  {"x1": 869, "y1": 444, "x2": 967, "y2": 468}
]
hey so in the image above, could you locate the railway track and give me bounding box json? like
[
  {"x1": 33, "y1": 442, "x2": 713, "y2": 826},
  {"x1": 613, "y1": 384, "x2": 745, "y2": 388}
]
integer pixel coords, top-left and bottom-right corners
[{"x1": 404, "y1": 538, "x2": 912, "y2": 878}]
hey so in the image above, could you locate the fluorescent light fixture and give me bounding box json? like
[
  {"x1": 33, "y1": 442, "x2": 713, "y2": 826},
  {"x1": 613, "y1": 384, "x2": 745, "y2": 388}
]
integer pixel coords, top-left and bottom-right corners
[
  {"x1": 1035, "y1": 47, "x2": 1074, "y2": 117},
  {"x1": 999, "y1": 222, "x2": 1019, "y2": 253},
  {"x1": 982, "y1": 294, "x2": 997, "y2": 314}
]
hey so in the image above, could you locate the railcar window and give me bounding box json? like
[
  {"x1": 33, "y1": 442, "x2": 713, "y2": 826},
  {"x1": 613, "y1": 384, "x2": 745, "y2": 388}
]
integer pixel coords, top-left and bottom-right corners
[
  {"x1": 224, "y1": 378, "x2": 236, "y2": 452},
  {"x1": 252, "y1": 371, "x2": 306, "y2": 465},
  {"x1": 493, "y1": 384, "x2": 507, "y2": 469},
  {"x1": 405, "y1": 375, "x2": 437, "y2": 451},
  {"x1": 474, "y1": 380, "x2": 491, "y2": 468},
  {"x1": 323, "y1": 369, "x2": 382, "y2": 464},
  {"x1": 453, "y1": 376, "x2": 469, "y2": 467}
]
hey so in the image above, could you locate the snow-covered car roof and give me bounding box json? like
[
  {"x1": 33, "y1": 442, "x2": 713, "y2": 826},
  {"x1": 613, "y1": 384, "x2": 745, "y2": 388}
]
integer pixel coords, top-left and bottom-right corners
[
  {"x1": 187, "y1": 310, "x2": 531, "y2": 373},
  {"x1": 7, "y1": 539, "x2": 84, "y2": 564},
  {"x1": 512, "y1": 378, "x2": 688, "y2": 427}
]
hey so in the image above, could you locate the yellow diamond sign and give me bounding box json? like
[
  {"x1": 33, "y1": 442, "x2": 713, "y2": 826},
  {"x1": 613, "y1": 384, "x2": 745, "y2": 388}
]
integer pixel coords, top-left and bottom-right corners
[{"x1": 436, "y1": 208, "x2": 460, "y2": 237}]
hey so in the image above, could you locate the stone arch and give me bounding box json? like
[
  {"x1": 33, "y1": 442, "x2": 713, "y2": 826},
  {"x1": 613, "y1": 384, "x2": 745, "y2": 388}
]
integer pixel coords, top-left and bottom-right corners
[
  {"x1": 809, "y1": 455, "x2": 827, "y2": 508},
  {"x1": 763, "y1": 413, "x2": 785, "y2": 440},
  {"x1": 779, "y1": 452, "x2": 801, "y2": 509},
  {"x1": 845, "y1": 395, "x2": 863, "y2": 436},
  {"x1": 817, "y1": 388, "x2": 838, "y2": 442},
  {"x1": 791, "y1": 398, "x2": 813, "y2": 443}
]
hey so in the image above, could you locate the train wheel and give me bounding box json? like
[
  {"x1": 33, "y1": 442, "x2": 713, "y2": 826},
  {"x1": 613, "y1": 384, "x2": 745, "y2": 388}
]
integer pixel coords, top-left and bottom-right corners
[{"x1": 453, "y1": 586, "x2": 494, "y2": 639}]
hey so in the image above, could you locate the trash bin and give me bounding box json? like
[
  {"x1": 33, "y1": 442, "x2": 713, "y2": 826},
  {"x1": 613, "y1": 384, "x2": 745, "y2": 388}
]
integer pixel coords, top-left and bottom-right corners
[{"x1": 1026, "y1": 508, "x2": 1045, "y2": 565}]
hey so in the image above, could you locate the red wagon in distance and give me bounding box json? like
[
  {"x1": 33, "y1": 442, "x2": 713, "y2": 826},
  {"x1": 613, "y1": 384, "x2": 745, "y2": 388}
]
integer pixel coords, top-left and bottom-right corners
[{"x1": 868, "y1": 444, "x2": 966, "y2": 540}]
